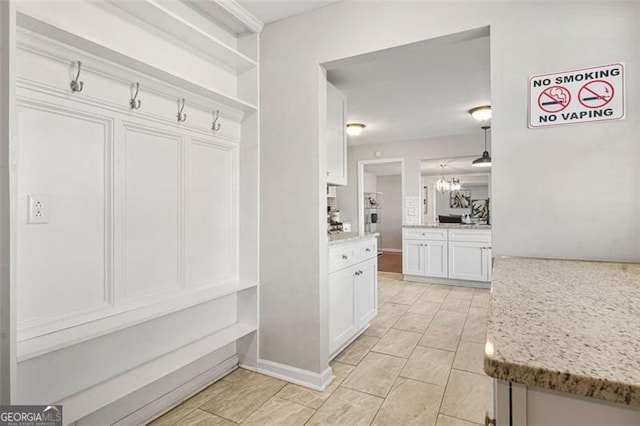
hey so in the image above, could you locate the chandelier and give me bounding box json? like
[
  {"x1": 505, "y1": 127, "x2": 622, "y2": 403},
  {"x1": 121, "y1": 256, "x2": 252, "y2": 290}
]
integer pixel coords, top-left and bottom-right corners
[{"x1": 436, "y1": 164, "x2": 461, "y2": 193}]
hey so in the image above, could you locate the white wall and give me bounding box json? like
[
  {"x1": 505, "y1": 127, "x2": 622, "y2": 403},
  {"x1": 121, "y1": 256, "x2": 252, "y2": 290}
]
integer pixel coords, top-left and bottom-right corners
[
  {"x1": 339, "y1": 134, "x2": 482, "y2": 229},
  {"x1": 376, "y1": 175, "x2": 402, "y2": 251},
  {"x1": 436, "y1": 183, "x2": 489, "y2": 217},
  {"x1": 260, "y1": 1, "x2": 640, "y2": 378}
]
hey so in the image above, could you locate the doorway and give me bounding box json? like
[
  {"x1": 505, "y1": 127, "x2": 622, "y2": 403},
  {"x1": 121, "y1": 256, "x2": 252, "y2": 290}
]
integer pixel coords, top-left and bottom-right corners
[{"x1": 358, "y1": 159, "x2": 404, "y2": 273}]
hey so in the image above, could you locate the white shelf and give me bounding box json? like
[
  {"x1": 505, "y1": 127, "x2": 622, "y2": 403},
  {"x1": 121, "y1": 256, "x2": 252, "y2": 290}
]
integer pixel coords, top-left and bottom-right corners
[
  {"x1": 108, "y1": 0, "x2": 257, "y2": 73},
  {"x1": 16, "y1": 12, "x2": 258, "y2": 113},
  {"x1": 17, "y1": 280, "x2": 258, "y2": 362},
  {"x1": 59, "y1": 322, "x2": 256, "y2": 423}
]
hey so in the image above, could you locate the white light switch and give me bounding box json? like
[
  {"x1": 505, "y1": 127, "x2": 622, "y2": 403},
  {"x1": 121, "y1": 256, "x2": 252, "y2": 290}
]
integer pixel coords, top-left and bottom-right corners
[{"x1": 28, "y1": 195, "x2": 49, "y2": 224}]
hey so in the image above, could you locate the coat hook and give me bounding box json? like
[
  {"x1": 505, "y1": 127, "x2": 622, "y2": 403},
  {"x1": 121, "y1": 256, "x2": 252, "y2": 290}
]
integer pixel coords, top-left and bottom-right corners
[
  {"x1": 70, "y1": 60, "x2": 84, "y2": 93},
  {"x1": 211, "y1": 110, "x2": 221, "y2": 132},
  {"x1": 177, "y1": 98, "x2": 187, "y2": 122},
  {"x1": 130, "y1": 82, "x2": 142, "y2": 110}
]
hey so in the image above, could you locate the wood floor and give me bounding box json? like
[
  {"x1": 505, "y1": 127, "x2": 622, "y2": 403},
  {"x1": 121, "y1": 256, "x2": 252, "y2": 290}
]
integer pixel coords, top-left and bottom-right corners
[{"x1": 377, "y1": 251, "x2": 402, "y2": 274}]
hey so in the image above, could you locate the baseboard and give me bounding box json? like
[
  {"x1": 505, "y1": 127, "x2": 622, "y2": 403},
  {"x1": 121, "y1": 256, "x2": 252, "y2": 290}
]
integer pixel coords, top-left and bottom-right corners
[
  {"x1": 403, "y1": 274, "x2": 491, "y2": 289},
  {"x1": 380, "y1": 248, "x2": 402, "y2": 253},
  {"x1": 76, "y1": 346, "x2": 237, "y2": 426},
  {"x1": 256, "y1": 359, "x2": 333, "y2": 391}
]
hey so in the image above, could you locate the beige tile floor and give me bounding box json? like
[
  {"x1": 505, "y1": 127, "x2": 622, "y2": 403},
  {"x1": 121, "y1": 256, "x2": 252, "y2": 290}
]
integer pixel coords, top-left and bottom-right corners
[{"x1": 149, "y1": 272, "x2": 492, "y2": 426}]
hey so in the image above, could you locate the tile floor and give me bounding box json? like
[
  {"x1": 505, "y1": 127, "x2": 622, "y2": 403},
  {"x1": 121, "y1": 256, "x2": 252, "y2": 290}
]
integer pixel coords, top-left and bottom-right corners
[{"x1": 149, "y1": 272, "x2": 492, "y2": 426}]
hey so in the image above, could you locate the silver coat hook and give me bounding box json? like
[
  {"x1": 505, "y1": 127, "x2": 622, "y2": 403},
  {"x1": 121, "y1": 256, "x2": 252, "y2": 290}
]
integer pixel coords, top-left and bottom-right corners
[
  {"x1": 130, "y1": 82, "x2": 141, "y2": 110},
  {"x1": 177, "y1": 98, "x2": 187, "y2": 122},
  {"x1": 70, "y1": 60, "x2": 84, "y2": 93},
  {"x1": 211, "y1": 110, "x2": 221, "y2": 132}
]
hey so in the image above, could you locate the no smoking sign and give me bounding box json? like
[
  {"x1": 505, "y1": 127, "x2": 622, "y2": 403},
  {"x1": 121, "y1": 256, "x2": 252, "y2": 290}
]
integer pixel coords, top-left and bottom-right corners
[{"x1": 529, "y1": 63, "x2": 624, "y2": 128}]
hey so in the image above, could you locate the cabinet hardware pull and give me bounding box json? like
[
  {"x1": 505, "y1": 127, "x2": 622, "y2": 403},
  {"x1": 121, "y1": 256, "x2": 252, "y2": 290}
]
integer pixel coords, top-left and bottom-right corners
[
  {"x1": 366, "y1": 248, "x2": 371, "y2": 252},
  {"x1": 342, "y1": 255, "x2": 348, "y2": 259},
  {"x1": 484, "y1": 412, "x2": 496, "y2": 426},
  {"x1": 70, "y1": 60, "x2": 84, "y2": 93},
  {"x1": 129, "y1": 82, "x2": 141, "y2": 110}
]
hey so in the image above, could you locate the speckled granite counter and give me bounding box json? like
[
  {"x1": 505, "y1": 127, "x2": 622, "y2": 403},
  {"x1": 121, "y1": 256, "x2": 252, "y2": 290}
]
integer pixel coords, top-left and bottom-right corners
[
  {"x1": 328, "y1": 232, "x2": 379, "y2": 246},
  {"x1": 484, "y1": 256, "x2": 640, "y2": 406},
  {"x1": 403, "y1": 224, "x2": 491, "y2": 230}
]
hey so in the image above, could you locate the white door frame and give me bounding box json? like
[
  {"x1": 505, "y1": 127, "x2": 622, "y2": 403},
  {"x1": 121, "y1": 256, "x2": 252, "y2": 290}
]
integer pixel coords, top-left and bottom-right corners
[{"x1": 357, "y1": 158, "x2": 405, "y2": 235}]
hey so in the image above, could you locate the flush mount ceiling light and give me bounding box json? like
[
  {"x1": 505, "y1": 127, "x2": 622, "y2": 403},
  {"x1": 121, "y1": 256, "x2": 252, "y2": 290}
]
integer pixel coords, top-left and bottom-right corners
[
  {"x1": 346, "y1": 123, "x2": 366, "y2": 136},
  {"x1": 472, "y1": 126, "x2": 492, "y2": 168},
  {"x1": 469, "y1": 105, "x2": 491, "y2": 121}
]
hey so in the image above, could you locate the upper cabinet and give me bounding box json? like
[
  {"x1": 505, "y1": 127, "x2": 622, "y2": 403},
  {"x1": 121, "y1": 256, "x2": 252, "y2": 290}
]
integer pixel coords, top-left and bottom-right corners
[{"x1": 326, "y1": 82, "x2": 347, "y2": 186}]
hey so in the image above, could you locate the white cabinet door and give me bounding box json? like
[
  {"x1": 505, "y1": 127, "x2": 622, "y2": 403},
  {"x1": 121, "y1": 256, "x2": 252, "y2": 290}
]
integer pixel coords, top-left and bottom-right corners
[
  {"x1": 326, "y1": 82, "x2": 347, "y2": 186},
  {"x1": 355, "y1": 258, "x2": 377, "y2": 326},
  {"x1": 402, "y1": 239, "x2": 424, "y2": 276},
  {"x1": 329, "y1": 266, "x2": 356, "y2": 354},
  {"x1": 448, "y1": 241, "x2": 488, "y2": 281},
  {"x1": 485, "y1": 246, "x2": 492, "y2": 281},
  {"x1": 424, "y1": 240, "x2": 448, "y2": 278}
]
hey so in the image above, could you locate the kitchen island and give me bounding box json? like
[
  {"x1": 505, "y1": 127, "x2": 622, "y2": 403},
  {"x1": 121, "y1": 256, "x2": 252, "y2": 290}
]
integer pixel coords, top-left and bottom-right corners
[
  {"x1": 402, "y1": 224, "x2": 492, "y2": 287},
  {"x1": 485, "y1": 257, "x2": 640, "y2": 425}
]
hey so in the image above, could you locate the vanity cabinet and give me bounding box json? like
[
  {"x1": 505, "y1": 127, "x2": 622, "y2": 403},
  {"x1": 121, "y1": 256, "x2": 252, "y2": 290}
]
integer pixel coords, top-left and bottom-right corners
[
  {"x1": 326, "y1": 82, "x2": 347, "y2": 186},
  {"x1": 329, "y1": 238, "x2": 377, "y2": 357}
]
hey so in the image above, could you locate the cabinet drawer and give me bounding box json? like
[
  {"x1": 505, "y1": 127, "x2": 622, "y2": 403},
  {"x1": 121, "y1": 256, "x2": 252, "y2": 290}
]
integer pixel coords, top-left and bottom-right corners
[
  {"x1": 329, "y1": 238, "x2": 377, "y2": 273},
  {"x1": 403, "y1": 228, "x2": 447, "y2": 241},
  {"x1": 354, "y1": 239, "x2": 377, "y2": 263},
  {"x1": 329, "y1": 245, "x2": 356, "y2": 273},
  {"x1": 448, "y1": 229, "x2": 491, "y2": 243}
]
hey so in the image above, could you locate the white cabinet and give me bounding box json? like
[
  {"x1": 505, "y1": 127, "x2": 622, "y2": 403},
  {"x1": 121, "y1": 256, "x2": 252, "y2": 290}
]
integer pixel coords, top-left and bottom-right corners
[
  {"x1": 402, "y1": 228, "x2": 491, "y2": 284},
  {"x1": 448, "y1": 241, "x2": 492, "y2": 281},
  {"x1": 402, "y1": 239, "x2": 447, "y2": 278},
  {"x1": 355, "y1": 258, "x2": 377, "y2": 325},
  {"x1": 448, "y1": 229, "x2": 491, "y2": 282},
  {"x1": 329, "y1": 238, "x2": 378, "y2": 356},
  {"x1": 326, "y1": 82, "x2": 347, "y2": 186},
  {"x1": 402, "y1": 240, "x2": 424, "y2": 276},
  {"x1": 493, "y1": 380, "x2": 640, "y2": 425},
  {"x1": 329, "y1": 267, "x2": 357, "y2": 352}
]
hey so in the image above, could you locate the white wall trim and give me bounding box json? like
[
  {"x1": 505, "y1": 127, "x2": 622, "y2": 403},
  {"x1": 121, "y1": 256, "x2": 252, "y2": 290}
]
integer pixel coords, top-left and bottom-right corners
[
  {"x1": 79, "y1": 353, "x2": 238, "y2": 426},
  {"x1": 357, "y1": 158, "x2": 405, "y2": 234},
  {"x1": 380, "y1": 248, "x2": 402, "y2": 253},
  {"x1": 254, "y1": 359, "x2": 333, "y2": 391}
]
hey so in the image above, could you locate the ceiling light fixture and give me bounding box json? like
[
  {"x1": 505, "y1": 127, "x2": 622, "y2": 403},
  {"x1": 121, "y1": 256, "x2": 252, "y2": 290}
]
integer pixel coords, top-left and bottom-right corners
[
  {"x1": 436, "y1": 164, "x2": 461, "y2": 193},
  {"x1": 346, "y1": 123, "x2": 366, "y2": 136},
  {"x1": 469, "y1": 105, "x2": 491, "y2": 121},
  {"x1": 472, "y1": 126, "x2": 492, "y2": 168}
]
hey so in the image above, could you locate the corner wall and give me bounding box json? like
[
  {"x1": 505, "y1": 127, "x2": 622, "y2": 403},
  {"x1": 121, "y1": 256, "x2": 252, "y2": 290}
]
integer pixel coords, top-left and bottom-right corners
[{"x1": 259, "y1": 0, "x2": 640, "y2": 378}]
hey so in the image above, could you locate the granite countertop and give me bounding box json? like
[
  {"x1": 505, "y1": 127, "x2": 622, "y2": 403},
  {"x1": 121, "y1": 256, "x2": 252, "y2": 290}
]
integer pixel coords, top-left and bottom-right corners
[
  {"x1": 403, "y1": 224, "x2": 491, "y2": 230},
  {"x1": 328, "y1": 232, "x2": 379, "y2": 246},
  {"x1": 484, "y1": 256, "x2": 640, "y2": 406}
]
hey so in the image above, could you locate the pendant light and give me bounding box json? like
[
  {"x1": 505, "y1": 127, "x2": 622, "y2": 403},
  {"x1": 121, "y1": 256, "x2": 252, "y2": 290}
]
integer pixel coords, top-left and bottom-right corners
[
  {"x1": 436, "y1": 164, "x2": 461, "y2": 193},
  {"x1": 472, "y1": 126, "x2": 492, "y2": 167},
  {"x1": 436, "y1": 164, "x2": 450, "y2": 193}
]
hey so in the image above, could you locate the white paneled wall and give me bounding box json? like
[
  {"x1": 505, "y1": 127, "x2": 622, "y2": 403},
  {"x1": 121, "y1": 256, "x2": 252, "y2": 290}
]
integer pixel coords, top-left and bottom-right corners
[{"x1": 5, "y1": 2, "x2": 260, "y2": 423}]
